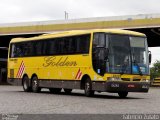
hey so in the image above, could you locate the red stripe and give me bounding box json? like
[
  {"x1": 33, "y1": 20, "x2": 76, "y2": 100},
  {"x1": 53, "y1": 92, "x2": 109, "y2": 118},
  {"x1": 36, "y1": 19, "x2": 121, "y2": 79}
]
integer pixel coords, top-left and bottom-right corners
[
  {"x1": 75, "y1": 69, "x2": 80, "y2": 79},
  {"x1": 77, "y1": 71, "x2": 82, "y2": 79},
  {"x1": 16, "y1": 61, "x2": 22, "y2": 77},
  {"x1": 20, "y1": 62, "x2": 25, "y2": 77},
  {"x1": 18, "y1": 62, "x2": 24, "y2": 78},
  {"x1": 16, "y1": 61, "x2": 25, "y2": 78},
  {"x1": 16, "y1": 61, "x2": 23, "y2": 78},
  {"x1": 20, "y1": 67, "x2": 25, "y2": 78},
  {"x1": 19, "y1": 62, "x2": 25, "y2": 78}
]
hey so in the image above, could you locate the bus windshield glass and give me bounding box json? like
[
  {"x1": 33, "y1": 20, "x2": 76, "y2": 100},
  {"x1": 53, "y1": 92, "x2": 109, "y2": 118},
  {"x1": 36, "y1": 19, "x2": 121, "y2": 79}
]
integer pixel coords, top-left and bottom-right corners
[{"x1": 92, "y1": 33, "x2": 149, "y2": 75}]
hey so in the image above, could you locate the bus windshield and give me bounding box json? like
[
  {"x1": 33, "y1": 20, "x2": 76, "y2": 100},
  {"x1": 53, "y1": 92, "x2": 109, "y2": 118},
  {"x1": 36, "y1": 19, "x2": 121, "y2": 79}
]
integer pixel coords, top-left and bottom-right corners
[{"x1": 92, "y1": 33, "x2": 149, "y2": 75}]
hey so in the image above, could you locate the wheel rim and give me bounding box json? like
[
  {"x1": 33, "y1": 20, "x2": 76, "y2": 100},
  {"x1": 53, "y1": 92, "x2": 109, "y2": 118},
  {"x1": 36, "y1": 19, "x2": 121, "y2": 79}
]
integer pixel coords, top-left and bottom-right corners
[
  {"x1": 32, "y1": 78, "x2": 38, "y2": 90},
  {"x1": 23, "y1": 79, "x2": 27, "y2": 90},
  {"x1": 85, "y1": 82, "x2": 90, "y2": 92}
]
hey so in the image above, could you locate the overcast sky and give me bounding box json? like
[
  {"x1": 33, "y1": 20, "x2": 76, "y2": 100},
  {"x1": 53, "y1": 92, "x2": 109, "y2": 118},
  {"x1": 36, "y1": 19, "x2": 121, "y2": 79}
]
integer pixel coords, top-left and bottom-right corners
[
  {"x1": 0, "y1": 0, "x2": 160, "y2": 66},
  {"x1": 1, "y1": 0, "x2": 160, "y2": 23}
]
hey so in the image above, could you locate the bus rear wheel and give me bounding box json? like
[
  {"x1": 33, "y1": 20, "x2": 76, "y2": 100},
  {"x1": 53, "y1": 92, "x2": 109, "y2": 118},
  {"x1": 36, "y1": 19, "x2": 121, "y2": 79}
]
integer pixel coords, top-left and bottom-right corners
[
  {"x1": 84, "y1": 78, "x2": 94, "y2": 97},
  {"x1": 22, "y1": 76, "x2": 31, "y2": 92},
  {"x1": 32, "y1": 76, "x2": 41, "y2": 93},
  {"x1": 64, "y1": 89, "x2": 72, "y2": 94},
  {"x1": 118, "y1": 92, "x2": 128, "y2": 98}
]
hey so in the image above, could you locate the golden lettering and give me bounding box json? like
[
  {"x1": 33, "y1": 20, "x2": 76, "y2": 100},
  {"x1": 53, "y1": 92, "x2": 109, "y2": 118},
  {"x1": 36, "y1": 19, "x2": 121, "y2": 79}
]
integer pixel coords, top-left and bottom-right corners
[{"x1": 43, "y1": 56, "x2": 77, "y2": 67}]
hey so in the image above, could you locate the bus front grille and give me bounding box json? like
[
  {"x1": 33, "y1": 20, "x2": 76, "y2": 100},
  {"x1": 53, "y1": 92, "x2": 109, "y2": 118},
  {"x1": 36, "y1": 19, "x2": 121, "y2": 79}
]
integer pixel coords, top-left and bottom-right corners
[
  {"x1": 133, "y1": 79, "x2": 141, "y2": 81},
  {"x1": 121, "y1": 78, "x2": 130, "y2": 81}
]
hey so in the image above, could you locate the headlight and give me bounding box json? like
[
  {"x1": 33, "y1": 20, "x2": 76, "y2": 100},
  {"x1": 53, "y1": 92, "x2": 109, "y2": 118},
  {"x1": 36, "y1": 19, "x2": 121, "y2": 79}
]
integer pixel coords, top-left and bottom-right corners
[{"x1": 142, "y1": 79, "x2": 150, "y2": 82}]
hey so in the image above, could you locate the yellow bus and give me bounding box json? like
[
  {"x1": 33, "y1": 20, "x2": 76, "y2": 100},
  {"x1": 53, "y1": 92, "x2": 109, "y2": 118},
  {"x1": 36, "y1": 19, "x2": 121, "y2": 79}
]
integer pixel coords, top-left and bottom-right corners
[
  {"x1": 152, "y1": 77, "x2": 160, "y2": 86},
  {"x1": 7, "y1": 29, "x2": 151, "y2": 98}
]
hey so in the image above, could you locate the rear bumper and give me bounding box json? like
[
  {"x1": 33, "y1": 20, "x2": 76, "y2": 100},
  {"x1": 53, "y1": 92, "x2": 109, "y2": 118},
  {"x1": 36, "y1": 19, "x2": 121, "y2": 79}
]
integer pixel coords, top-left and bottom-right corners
[
  {"x1": 105, "y1": 81, "x2": 150, "y2": 93},
  {"x1": 7, "y1": 78, "x2": 22, "y2": 86}
]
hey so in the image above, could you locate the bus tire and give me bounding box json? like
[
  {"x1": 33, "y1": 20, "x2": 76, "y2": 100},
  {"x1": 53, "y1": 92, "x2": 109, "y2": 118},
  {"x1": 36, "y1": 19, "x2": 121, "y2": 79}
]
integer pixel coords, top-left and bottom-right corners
[
  {"x1": 118, "y1": 92, "x2": 128, "y2": 98},
  {"x1": 22, "y1": 76, "x2": 32, "y2": 92},
  {"x1": 49, "y1": 88, "x2": 61, "y2": 94},
  {"x1": 64, "y1": 89, "x2": 72, "y2": 94},
  {"x1": 32, "y1": 76, "x2": 41, "y2": 93},
  {"x1": 84, "y1": 78, "x2": 94, "y2": 97}
]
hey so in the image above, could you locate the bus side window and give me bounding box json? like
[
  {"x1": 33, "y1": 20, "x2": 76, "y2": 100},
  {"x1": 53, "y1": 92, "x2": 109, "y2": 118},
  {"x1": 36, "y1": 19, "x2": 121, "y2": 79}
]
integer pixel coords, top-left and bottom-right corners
[
  {"x1": 10, "y1": 44, "x2": 15, "y2": 58},
  {"x1": 34, "y1": 41, "x2": 43, "y2": 56},
  {"x1": 68, "y1": 37, "x2": 75, "y2": 54},
  {"x1": 47, "y1": 39, "x2": 57, "y2": 55},
  {"x1": 16, "y1": 44, "x2": 24, "y2": 57},
  {"x1": 23, "y1": 42, "x2": 33, "y2": 57},
  {"x1": 42, "y1": 40, "x2": 47, "y2": 55},
  {"x1": 76, "y1": 35, "x2": 90, "y2": 54}
]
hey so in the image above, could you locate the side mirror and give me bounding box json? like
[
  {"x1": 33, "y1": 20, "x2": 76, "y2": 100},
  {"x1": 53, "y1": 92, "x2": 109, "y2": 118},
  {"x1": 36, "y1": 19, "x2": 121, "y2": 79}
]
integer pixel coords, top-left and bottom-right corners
[{"x1": 148, "y1": 51, "x2": 152, "y2": 64}]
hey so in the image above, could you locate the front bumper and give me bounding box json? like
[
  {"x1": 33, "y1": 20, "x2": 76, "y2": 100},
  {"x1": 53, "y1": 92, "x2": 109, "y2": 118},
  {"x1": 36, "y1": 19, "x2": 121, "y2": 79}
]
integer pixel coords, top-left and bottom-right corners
[{"x1": 105, "y1": 81, "x2": 150, "y2": 93}]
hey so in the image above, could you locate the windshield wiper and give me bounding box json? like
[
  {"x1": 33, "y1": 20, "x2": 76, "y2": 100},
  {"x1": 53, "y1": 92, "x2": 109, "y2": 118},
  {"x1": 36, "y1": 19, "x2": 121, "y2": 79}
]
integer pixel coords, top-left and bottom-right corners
[{"x1": 133, "y1": 60, "x2": 143, "y2": 76}]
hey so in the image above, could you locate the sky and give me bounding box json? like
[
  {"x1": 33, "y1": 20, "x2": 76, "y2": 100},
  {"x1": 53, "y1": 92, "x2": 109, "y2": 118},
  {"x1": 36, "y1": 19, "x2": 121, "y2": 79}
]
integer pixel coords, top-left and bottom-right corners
[{"x1": 0, "y1": 0, "x2": 160, "y2": 66}]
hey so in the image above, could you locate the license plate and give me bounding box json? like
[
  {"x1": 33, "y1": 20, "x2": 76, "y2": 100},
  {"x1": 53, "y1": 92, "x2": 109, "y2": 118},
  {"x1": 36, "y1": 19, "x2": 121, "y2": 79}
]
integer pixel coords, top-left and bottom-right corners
[{"x1": 128, "y1": 84, "x2": 135, "y2": 88}]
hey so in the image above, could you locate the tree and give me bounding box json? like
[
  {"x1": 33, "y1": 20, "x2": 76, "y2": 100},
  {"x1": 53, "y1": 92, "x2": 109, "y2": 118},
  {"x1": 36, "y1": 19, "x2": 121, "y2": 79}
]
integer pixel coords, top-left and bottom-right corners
[{"x1": 150, "y1": 60, "x2": 160, "y2": 80}]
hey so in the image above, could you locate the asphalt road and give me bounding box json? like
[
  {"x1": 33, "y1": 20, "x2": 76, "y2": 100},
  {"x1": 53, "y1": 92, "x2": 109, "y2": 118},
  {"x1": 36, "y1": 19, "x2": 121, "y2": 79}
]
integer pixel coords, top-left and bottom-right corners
[{"x1": 0, "y1": 85, "x2": 159, "y2": 114}]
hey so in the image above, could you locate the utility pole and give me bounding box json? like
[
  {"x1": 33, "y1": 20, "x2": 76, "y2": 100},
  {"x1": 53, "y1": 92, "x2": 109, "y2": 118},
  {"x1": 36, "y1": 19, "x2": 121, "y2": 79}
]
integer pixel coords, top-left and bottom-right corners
[{"x1": 64, "y1": 11, "x2": 68, "y2": 20}]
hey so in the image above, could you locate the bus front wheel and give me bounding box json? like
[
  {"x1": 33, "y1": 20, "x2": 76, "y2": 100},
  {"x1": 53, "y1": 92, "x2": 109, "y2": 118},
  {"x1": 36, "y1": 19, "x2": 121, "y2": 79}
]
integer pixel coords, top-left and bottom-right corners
[
  {"x1": 84, "y1": 78, "x2": 94, "y2": 97},
  {"x1": 32, "y1": 76, "x2": 41, "y2": 93},
  {"x1": 22, "y1": 76, "x2": 31, "y2": 92},
  {"x1": 118, "y1": 92, "x2": 128, "y2": 98}
]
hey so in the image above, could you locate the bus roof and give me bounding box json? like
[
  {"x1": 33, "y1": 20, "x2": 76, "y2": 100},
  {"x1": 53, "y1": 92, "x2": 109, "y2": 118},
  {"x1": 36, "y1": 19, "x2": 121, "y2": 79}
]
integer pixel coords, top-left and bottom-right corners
[{"x1": 10, "y1": 29, "x2": 146, "y2": 43}]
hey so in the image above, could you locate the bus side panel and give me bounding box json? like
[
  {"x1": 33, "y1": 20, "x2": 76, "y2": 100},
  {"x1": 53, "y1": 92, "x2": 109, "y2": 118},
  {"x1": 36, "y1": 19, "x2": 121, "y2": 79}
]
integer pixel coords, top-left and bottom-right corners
[
  {"x1": 7, "y1": 58, "x2": 23, "y2": 85},
  {"x1": 37, "y1": 54, "x2": 94, "y2": 89}
]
